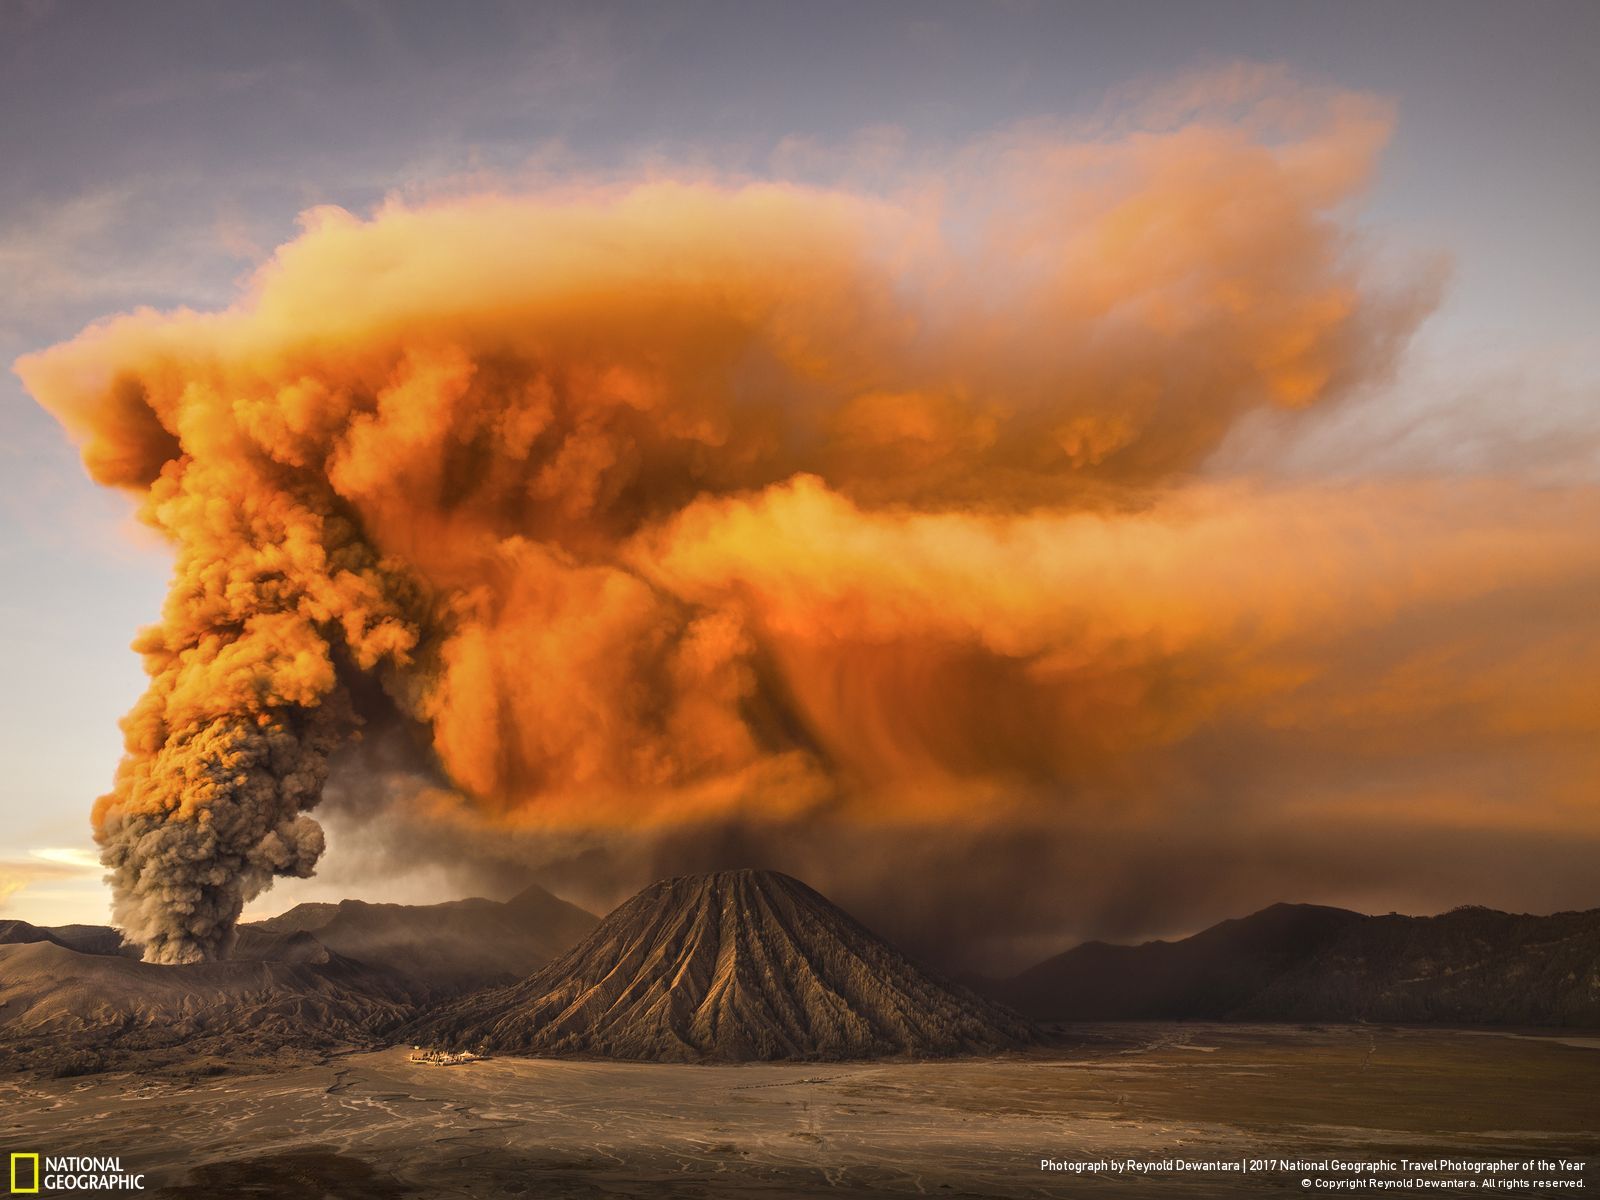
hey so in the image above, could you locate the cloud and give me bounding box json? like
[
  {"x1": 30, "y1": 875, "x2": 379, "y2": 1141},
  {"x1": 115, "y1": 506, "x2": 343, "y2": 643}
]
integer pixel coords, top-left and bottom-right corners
[
  {"x1": 29, "y1": 846, "x2": 103, "y2": 870},
  {"x1": 1212, "y1": 347, "x2": 1600, "y2": 487},
  {"x1": 0, "y1": 849, "x2": 101, "y2": 913}
]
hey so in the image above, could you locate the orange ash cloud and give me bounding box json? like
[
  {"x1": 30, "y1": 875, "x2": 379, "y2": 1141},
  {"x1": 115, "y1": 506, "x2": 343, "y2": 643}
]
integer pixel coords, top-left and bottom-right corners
[
  {"x1": 22, "y1": 81, "x2": 1558, "y2": 961},
  {"x1": 628, "y1": 475, "x2": 1600, "y2": 820}
]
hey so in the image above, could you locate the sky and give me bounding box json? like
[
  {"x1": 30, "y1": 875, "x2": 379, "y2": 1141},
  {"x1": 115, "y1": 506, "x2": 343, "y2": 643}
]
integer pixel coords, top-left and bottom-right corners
[{"x1": 1, "y1": 0, "x2": 1596, "y2": 966}]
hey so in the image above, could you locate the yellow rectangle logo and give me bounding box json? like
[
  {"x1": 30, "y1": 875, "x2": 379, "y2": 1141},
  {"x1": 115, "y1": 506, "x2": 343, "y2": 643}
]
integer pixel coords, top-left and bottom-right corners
[{"x1": 9, "y1": 1152, "x2": 40, "y2": 1194}]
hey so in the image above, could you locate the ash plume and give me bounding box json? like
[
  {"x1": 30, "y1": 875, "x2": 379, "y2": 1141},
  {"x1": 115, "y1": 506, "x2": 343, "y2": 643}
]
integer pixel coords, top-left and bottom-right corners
[{"x1": 25, "y1": 72, "x2": 1569, "y2": 964}]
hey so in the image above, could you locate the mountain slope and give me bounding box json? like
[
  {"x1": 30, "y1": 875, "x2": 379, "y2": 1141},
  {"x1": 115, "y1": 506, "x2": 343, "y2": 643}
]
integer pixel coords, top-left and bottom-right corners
[
  {"x1": 0, "y1": 919, "x2": 71, "y2": 950},
  {"x1": 42, "y1": 923, "x2": 137, "y2": 957},
  {"x1": 251, "y1": 902, "x2": 341, "y2": 934},
  {"x1": 410, "y1": 869, "x2": 1038, "y2": 1061},
  {"x1": 996, "y1": 903, "x2": 1364, "y2": 1020},
  {"x1": 995, "y1": 904, "x2": 1600, "y2": 1026},
  {"x1": 0, "y1": 920, "x2": 139, "y2": 958},
  {"x1": 246, "y1": 883, "x2": 599, "y2": 990},
  {"x1": 1240, "y1": 906, "x2": 1600, "y2": 1025},
  {"x1": 0, "y1": 938, "x2": 419, "y2": 1076}
]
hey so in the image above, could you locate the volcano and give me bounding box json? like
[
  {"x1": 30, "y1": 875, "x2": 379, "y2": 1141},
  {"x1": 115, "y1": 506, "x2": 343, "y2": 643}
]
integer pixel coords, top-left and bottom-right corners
[{"x1": 409, "y1": 869, "x2": 1038, "y2": 1061}]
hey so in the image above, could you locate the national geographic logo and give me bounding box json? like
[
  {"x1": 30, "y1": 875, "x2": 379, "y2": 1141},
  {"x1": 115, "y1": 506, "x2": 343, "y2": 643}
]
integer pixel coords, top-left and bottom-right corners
[
  {"x1": 8, "y1": 1155, "x2": 145, "y2": 1192},
  {"x1": 8, "y1": 1155, "x2": 37, "y2": 1195}
]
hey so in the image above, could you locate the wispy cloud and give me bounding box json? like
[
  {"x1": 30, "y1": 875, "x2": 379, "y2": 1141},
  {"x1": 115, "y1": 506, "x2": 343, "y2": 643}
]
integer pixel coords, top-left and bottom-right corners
[
  {"x1": 0, "y1": 846, "x2": 101, "y2": 911},
  {"x1": 0, "y1": 187, "x2": 135, "y2": 301},
  {"x1": 29, "y1": 846, "x2": 101, "y2": 870}
]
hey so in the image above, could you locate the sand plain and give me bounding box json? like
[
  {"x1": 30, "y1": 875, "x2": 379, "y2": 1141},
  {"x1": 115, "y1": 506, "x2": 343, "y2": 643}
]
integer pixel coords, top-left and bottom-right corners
[{"x1": 1, "y1": 1024, "x2": 1594, "y2": 1198}]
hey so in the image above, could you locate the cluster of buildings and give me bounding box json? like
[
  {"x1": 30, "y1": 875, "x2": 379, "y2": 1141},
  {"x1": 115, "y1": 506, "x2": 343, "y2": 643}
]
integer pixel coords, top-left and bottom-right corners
[{"x1": 407, "y1": 1046, "x2": 484, "y2": 1066}]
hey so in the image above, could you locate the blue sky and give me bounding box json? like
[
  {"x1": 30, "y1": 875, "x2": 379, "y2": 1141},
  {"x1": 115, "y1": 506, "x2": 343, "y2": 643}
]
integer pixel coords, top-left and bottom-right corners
[{"x1": 2, "y1": 0, "x2": 1595, "y2": 927}]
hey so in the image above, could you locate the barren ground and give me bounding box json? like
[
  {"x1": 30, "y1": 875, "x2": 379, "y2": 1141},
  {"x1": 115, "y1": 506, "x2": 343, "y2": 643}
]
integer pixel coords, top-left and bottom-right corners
[{"x1": 1, "y1": 1024, "x2": 1594, "y2": 1198}]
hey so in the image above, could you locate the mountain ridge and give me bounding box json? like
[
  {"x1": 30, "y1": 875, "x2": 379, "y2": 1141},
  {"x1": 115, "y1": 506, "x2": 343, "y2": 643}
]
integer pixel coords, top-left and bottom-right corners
[
  {"x1": 988, "y1": 902, "x2": 1600, "y2": 1026},
  {"x1": 7, "y1": 886, "x2": 1596, "y2": 1079},
  {"x1": 246, "y1": 882, "x2": 599, "y2": 990}
]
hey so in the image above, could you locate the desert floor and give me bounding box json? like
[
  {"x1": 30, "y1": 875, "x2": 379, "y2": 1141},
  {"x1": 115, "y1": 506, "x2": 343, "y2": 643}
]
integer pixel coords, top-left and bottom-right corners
[{"x1": 2, "y1": 1024, "x2": 1595, "y2": 1198}]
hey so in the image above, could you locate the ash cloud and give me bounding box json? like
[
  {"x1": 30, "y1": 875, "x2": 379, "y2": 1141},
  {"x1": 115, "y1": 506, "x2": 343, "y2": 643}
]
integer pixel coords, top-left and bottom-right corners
[{"x1": 18, "y1": 70, "x2": 1598, "y2": 964}]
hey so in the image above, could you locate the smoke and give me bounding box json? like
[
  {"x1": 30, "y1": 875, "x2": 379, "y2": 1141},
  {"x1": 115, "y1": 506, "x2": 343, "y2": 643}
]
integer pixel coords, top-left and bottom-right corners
[
  {"x1": 27, "y1": 71, "x2": 1581, "y2": 964},
  {"x1": 303, "y1": 474, "x2": 1600, "y2": 972}
]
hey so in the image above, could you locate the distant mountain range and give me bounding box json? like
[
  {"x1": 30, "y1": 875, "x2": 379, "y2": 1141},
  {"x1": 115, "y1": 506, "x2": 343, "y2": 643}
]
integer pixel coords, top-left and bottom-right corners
[
  {"x1": 3, "y1": 885, "x2": 1596, "y2": 1078},
  {"x1": 248, "y1": 882, "x2": 600, "y2": 990},
  {"x1": 408, "y1": 869, "x2": 1036, "y2": 1061},
  {"x1": 982, "y1": 902, "x2": 1600, "y2": 1027}
]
